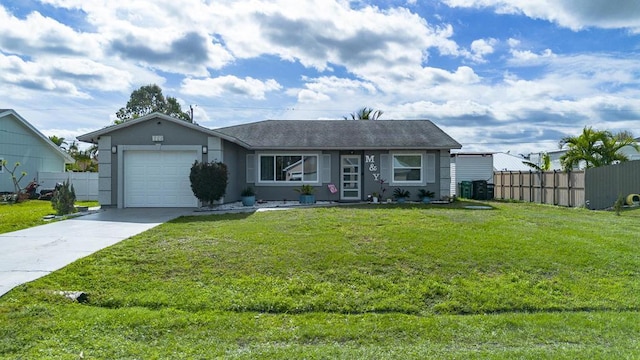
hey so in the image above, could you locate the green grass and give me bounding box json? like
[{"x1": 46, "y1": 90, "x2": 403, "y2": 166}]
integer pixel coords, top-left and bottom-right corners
[
  {"x1": 0, "y1": 200, "x2": 99, "y2": 234},
  {"x1": 1, "y1": 202, "x2": 640, "y2": 358}
]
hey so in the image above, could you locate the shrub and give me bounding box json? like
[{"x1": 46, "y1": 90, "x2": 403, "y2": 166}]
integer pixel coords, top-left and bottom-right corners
[
  {"x1": 241, "y1": 186, "x2": 255, "y2": 197},
  {"x1": 294, "y1": 184, "x2": 315, "y2": 195},
  {"x1": 189, "y1": 161, "x2": 228, "y2": 206},
  {"x1": 393, "y1": 188, "x2": 410, "y2": 199},
  {"x1": 51, "y1": 180, "x2": 76, "y2": 216}
]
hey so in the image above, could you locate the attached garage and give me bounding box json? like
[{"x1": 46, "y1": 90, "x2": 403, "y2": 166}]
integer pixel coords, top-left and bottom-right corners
[{"x1": 123, "y1": 150, "x2": 198, "y2": 208}]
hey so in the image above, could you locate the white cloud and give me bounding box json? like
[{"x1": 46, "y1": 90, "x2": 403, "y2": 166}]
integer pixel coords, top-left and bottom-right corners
[
  {"x1": 181, "y1": 76, "x2": 282, "y2": 99},
  {"x1": 0, "y1": 54, "x2": 88, "y2": 98},
  {"x1": 470, "y1": 38, "x2": 498, "y2": 62},
  {"x1": 509, "y1": 48, "x2": 555, "y2": 63},
  {"x1": 442, "y1": 0, "x2": 640, "y2": 31},
  {"x1": 0, "y1": 7, "x2": 101, "y2": 57}
]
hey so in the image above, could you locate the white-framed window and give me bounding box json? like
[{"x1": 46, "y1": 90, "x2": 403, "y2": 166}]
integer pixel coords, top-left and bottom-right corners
[
  {"x1": 392, "y1": 153, "x2": 423, "y2": 183},
  {"x1": 259, "y1": 154, "x2": 319, "y2": 183}
]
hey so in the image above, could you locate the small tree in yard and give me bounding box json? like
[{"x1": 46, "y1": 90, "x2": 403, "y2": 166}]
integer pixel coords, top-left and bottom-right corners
[
  {"x1": 51, "y1": 180, "x2": 76, "y2": 215},
  {"x1": 190, "y1": 161, "x2": 228, "y2": 206},
  {"x1": 2, "y1": 160, "x2": 28, "y2": 203}
]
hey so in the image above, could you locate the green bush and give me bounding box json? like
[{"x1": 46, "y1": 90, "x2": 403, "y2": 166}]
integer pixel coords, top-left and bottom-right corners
[
  {"x1": 51, "y1": 180, "x2": 76, "y2": 216},
  {"x1": 189, "y1": 161, "x2": 228, "y2": 206}
]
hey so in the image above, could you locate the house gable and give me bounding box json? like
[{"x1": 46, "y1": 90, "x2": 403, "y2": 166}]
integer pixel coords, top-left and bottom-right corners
[{"x1": 0, "y1": 109, "x2": 73, "y2": 192}]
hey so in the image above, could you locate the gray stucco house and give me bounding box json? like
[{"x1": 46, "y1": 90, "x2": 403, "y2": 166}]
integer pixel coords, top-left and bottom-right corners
[
  {"x1": 77, "y1": 113, "x2": 461, "y2": 208},
  {"x1": 1, "y1": 109, "x2": 73, "y2": 193}
]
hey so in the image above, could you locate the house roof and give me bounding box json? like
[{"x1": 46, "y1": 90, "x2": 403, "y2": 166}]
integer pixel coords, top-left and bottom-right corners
[
  {"x1": 492, "y1": 152, "x2": 532, "y2": 171},
  {"x1": 77, "y1": 112, "x2": 249, "y2": 147},
  {"x1": 0, "y1": 109, "x2": 74, "y2": 163},
  {"x1": 215, "y1": 119, "x2": 462, "y2": 150},
  {"x1": 78, "y1": 114, "x2": 461, "y2": 151}
]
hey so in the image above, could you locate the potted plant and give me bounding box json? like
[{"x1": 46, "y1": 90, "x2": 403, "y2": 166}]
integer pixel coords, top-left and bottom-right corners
[
  {"x1": 417, "y1": 189, "x2": 435, "y2": 204},
  {"x1": 372, "y1": 192, "x2": 379, "y2": 203},
  {"x1": 240, "y1": 186, "x2": 256, "y2": 206},
  {"x1": 393, "y1": 188, "x2": 410, "y2": 204},
  {"x1": 295, "y1": 184, "x2": 315, "y2": 204}
]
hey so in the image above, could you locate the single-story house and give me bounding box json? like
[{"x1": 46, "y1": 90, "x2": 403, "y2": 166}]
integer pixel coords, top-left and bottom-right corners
[
  {"x1": 0, "y1": 109, "x2": 74, "y2": 193},
  {"x1": 77, "y1": 113, "x2": 462, "y2": 208}
]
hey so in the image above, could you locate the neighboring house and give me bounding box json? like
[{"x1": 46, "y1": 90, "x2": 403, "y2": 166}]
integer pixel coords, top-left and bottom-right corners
[
  {"x1": 528, "y1": 138, "x2": 640, "y2": 171},
  {"x1": 0, "y1": 109, "x2": 74, "y2": 193},
  {"x1": 492, "y1": 152, "x2": 535, "y2": 172},
  {"x1": 450, "y1": 152, "x2": 531, "y2": 195},
  {"x1": 77, "y1": 113, "x2": 461, "y2": 208},
  {"x1": 528, "y1": 149, "x2": 569, "y2": 171}
]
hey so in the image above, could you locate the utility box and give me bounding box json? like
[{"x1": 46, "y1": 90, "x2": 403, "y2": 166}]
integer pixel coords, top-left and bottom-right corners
[
  {"x1": 472, "y1": 180, "x2": 487, "y2": 200},
  {"x1": 459, "y1": 181, "x2": 472, "y2": 198}
]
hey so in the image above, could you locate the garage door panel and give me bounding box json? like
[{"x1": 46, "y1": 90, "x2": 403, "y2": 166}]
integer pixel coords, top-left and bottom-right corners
[{"x1": 124, "y1": 150, "x2": 199, "y2": 208}]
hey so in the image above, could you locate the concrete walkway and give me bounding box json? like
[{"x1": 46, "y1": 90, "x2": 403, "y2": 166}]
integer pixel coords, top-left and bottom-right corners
[{"x1": 0, "y1": 208, "x2": 193, "y2": 298}]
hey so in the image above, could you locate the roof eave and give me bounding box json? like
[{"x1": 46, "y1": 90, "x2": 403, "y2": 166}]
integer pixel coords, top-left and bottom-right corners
[
  {"x1": 76, "y1": 112, "x2": 251, "y2": 148},
  {"x1": 1, "y1": 109, "x2": 74, "y2": 163}
]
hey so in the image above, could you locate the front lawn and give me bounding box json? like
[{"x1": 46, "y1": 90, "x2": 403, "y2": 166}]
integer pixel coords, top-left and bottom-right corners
[
  {"x1": 0, "y1": 200, "x2": 99, "y2": 234},
  {"x1": 1, "y1": 202, "x2": 639, "y2": 358}
]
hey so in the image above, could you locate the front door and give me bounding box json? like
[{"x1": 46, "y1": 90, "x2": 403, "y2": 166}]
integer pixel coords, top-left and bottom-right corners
[{"x1": 340, "y1": 155, "x2": 361, "y2": 200}]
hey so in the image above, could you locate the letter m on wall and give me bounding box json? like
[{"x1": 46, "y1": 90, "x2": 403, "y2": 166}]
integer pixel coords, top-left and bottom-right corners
[{"x1": 365, "y1": 155, "x2": 375, "y2": 163}]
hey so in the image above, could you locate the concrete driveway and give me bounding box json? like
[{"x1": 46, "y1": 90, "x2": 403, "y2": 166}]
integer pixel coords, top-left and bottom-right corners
[{"x1": 0, "y1": 208, "x2": 193, "y2": 298}]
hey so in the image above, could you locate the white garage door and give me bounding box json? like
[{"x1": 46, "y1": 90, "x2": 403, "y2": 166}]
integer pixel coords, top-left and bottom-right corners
[{"x1": 124, "y1": 150, "x2": 198, "y2": 207}]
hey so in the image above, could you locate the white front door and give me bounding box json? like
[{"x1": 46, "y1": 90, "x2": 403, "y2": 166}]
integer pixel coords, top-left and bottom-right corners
[{"x1": 340, "y1": 155, "x2": 361, "y2": 200}]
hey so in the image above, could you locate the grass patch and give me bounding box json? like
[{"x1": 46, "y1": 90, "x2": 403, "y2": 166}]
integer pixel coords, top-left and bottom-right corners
[
  {"x1": 1, "y1": 202, "x2": 640, "y2": 358},
  {"x1": 0, "y1": 200, "x2": 99, "y2": 234}
]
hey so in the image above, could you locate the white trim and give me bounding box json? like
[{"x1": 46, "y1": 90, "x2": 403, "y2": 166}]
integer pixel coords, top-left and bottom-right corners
[
  {"x1": 256, "y1": 151, "x2": 321, "y2": 185},
  {"x1": 340, "y1": 155, "x2": 361, "y2": 200},
  {"x1": 390, "y1": 152, "x2": 425, "y2": 186}
]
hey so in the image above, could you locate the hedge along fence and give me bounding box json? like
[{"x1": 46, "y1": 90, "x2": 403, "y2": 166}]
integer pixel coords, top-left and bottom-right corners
[{"x1": 493, "y1": 170, "x2": 585, "y2": 208}]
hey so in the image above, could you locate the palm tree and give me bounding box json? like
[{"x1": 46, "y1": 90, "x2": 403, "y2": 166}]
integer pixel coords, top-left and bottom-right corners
[
  {"x1": 597, "y1": 130, "x2": 639, "y2": 165},
  {"x1": 523, "y1": 152, "x2": 551, "y2": 171},
  {"x1": 559, "y1": 127, "x2": 638, "y2": 170},
  {"x1": 49, "y1": 135, "x2": 67, "y2": 150},
  {"x1": 343, "y1": 107, "x2": 383, "y2": 120}
]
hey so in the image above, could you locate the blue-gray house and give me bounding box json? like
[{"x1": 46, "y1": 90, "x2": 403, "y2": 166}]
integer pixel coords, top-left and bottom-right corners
[
  {"x1": 0, "y1": 109, "x2": 73, "y2": 193},
  {"x1": 77, "y1": 113, "x2": 461, "y2": 208}
]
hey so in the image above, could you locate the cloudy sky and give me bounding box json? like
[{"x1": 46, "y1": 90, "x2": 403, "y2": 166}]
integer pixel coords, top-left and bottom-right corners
[{"x1": 1, "y1": 0, "x2": 640, "y2": 154}]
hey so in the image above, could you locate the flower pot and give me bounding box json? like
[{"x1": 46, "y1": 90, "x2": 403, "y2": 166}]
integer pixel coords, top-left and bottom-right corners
[
  {"x1": 396, "y1": 197, "x2": 406, "y2": 204},
  {"x1": 421, "y1": 197, "x2": 431, "y2": 204},
  {"x1": 372, "y1": 197, "x2": 379, "y2": 203},
  {"x1": 299, "y1": 194, "x2": 315, "y2": 204},
  {"x1": 241, "y1": 195, "x2": 256, "y2": 206}
]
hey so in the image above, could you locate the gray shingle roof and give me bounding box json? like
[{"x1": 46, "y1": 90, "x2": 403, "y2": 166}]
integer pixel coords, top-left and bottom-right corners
[{"x1": 216, "y1": 120, "x2": 461, "y2": 150}]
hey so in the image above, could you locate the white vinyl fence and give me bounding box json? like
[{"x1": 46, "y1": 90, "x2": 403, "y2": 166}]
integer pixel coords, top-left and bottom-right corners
[{"x1": 37, "y1": 172, "x2": 98, "y2": 201}]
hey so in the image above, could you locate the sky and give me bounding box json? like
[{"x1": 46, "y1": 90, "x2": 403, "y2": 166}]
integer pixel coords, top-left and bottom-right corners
[{"x1": 1, "y1": 0, "x2": 640, "y2": 155}]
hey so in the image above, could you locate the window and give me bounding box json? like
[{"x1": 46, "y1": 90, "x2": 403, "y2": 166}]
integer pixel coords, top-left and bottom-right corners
[
  {"x1": 393, "y1": 154, "x2": 422, "y2": 182},
  {"x1": 259, "y1": 155, "x2": 318, "y2": 182}
]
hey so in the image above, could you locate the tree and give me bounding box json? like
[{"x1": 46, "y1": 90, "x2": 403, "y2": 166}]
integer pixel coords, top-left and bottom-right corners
[
  {"x1": 49, "y1": 135, "x2": 67, "y2": 150},
  {"x1": 51, "y1": 179, "x2": 76, "y2": 216},
  {"x1": 1, "y1": 160, "x2": 27, "y2": 201},
  {"x1": 559, "y1": 127, "x2": 639, "y2": 170},
  {"x1": 523, "y1": 152, "x2": 551, "y2": 171},
  {"x1": 343, "y1": 107, "x2": 383, "y2": 120},
  {"x1": 115, "y1": 84, "x2": 191, "y2": 124},
  {"x1": 189, "y1": 161, "x2": 228, "y2": 206}
]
